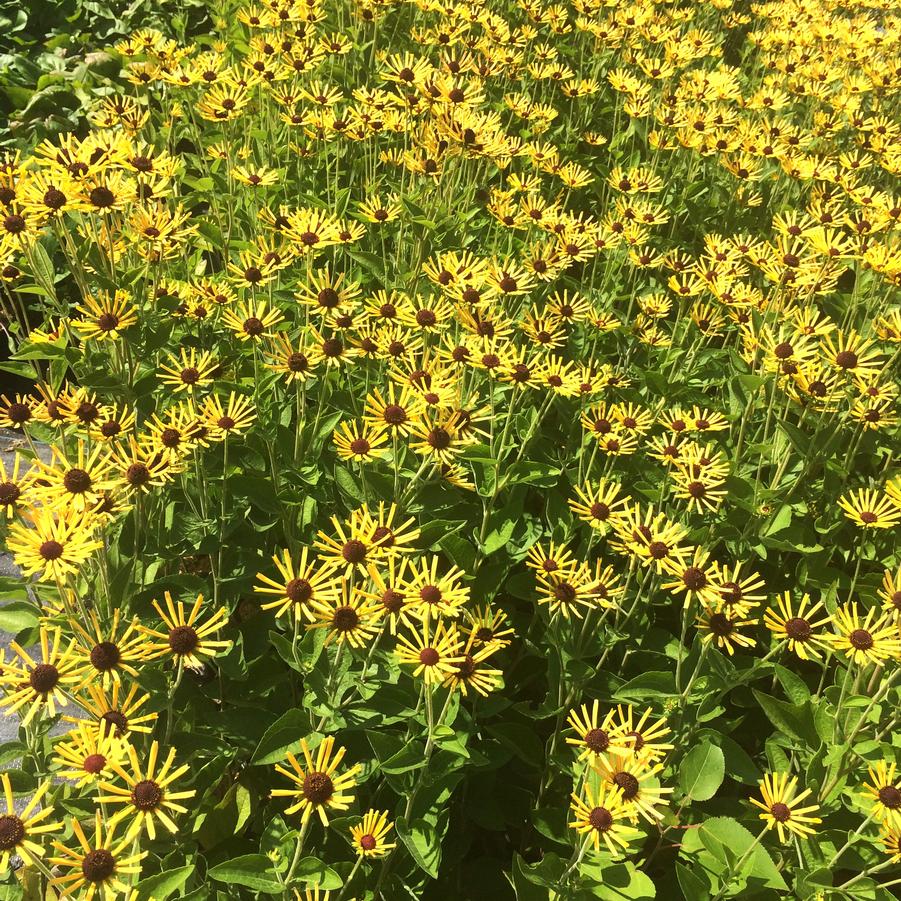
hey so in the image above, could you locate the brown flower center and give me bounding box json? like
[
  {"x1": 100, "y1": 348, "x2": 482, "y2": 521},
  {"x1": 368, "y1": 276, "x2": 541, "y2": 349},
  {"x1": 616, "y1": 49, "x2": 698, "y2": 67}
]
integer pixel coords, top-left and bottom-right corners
[
  {"x1": 286, "y1": 578, "x2": 313, "y2": 603},
  {"x1": 360, "y1": 833, "x2": 377, "y2": 851},
  {"x1": 849, "y1": 629, "x2": 874, "y2": 650},
  {"x1": 418, "y1": 647, "x2": 440, "y2": 666},
  {"x1": 588, "y1": 806, "x2": 613, "y2": 831},
  {"x1": 82, "y1": 848, "x2": 116, "y2": 883},
  {"x1": 0, "y1": 815, "x2": 25, "y2": 850},
  {"x1": 90, "y1": 642, "x2": 121, "y2": 671},
  {"x1": 770, "y1": 802, "x2": 791, "y2": 822},
  {"x1": 584, "y1": 728, "x2": 609, "y2": 754},
  {"x1": 39, "y1": 539, "x2": 65, "y2": 561},
  {"x1": 30, "y1": 662, "x2": 60, "y2": 694},
  {"x1": 302, "y1": 771, "x2": 334, "y2": 805},
  {"x1": 131, "y1": 779, "x2": 163, "y2": 811},
  {"x1": 83, "y1": 753, "x2": 107, "y2": 774},
  {"x1": 63, "y1": 467, "x2": 92, "y2": 494},
  {"x1": 126, "y1": 463, "x2": 151, "y2": 486},
  {"x1": 168, "y1": 625, "x2": 199, "y2": 655},
  {"x1": 342, "y1": 540, "x2": 367, "y2": 564},
  {"x1": 682, "y1": 567, "x2": 707, "y2": 590},
  {"x1": 784, "y1": 617, "x2": 811, "y2": 641},
  {"x1": 332, "y1": 606, "x2": 359, "y2": 632}
]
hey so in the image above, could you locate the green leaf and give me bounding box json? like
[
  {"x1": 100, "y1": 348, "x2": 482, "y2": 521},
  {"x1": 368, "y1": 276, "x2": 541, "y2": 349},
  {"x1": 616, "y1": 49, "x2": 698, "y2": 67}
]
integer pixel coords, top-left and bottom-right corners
[
  {"x1": 195, "y1": 783, "x2": 252, "y2": 850},
  {"x1": 486, "y1": 721, "x2": 544, "y2": 767},
  {"x1": 614, "y1": 671, "x2": 676, "y2": 700},
  {"x1": 0, "y1": 601, "x2": 39, "y2": 634},
  {"x1": 135, "y1": 865, "x2": 194, "y2": 900},
  {"x1": 697, "y1": 817, "x2": 787, "y2": 891},
  {"x1": 752, "y1": 690, "x2": 818, "y2": 746},
  {"x1": 480, "y1": 509, "x2": 516, "y2": 555},
  {"x1": 676, "y1": 862, "x2": 709, "y2": 901},
  {"x1": 251, "y1": 711, "x2": 316, "y2": 765},
  {"x1": 678, "y1": 744, "x2": 724, "y2": 802},
  {"x1": 208, "y1": 855, "x2": 283, "y2": 893},
  {"x1": 511, "y1": 853, "x2": 551, "y2": 900},
  {"x1": 293, "y1": 857, "x2": 342, "y2": 889},
  {"x1": 774, "y1": 664, "x2": 810, "y2": 705},
  {"x1": 396, "y1": 816, "x2": 441, "y2": 878},
  {"x1": 584, "y1": 861, "x2": 657, "y2": 899}
]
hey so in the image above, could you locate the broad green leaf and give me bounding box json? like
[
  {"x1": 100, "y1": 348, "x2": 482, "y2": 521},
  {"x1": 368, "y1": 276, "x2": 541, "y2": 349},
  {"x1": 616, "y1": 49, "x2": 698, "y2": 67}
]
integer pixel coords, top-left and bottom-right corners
[
  {"x1": 135, "y1": 865, "x2": 194, "y2": 900},
  {"x1": 251, "y1": 711, "x2": 317, "y2": 765},
  {"x1": 293, "y1": 857, "x2": 342, "y2": 889},
  {"x1": 678, "y1": 744, "x2": 724, "y2": 802},
  {"x1": 396, "y1": 816, "x2": 441, "y2": 878},
  {"x1": 208, "y1": 855, "x2": 283, "y2": 893}
]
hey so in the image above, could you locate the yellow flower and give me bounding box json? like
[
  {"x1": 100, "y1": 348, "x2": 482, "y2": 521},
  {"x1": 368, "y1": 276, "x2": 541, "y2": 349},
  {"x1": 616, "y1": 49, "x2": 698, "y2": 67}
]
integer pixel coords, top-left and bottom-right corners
[
  {"x1": 140, "y1": 591, "x2": 231, "y2": 670},
  {"x1": 0, "y1": 625, "x2": 81, "y2": 725},
  {"x1": 351, "y1": 810, "x2": 396, "y2": 857},
  {"x1": 71, "y1": 290, "x2": 138, "y2": 341},
  {"x1": 53, "y1": 720, "x2": 126, "y2": 787},
  {"x1": 49, "y1": 811, "x2": 145, "y2": 899},
  {"x1": 6, "y1": 508, "x2": 102, "y2": 582},
  {"x1": 99, "y1": 741, "x2": 196, "y2": 840},
  {"x1": 750, "y1": 772, "x2": 821, "y2": 842},
  {"x1": 0, "y1": 773, "x2": 61, "y2": 871},
  {"x1": 271, "y1": 736, "x2": 360, "y2": 826},
  {"x1": 255, "y1": 547, "x2": 341, "y2": 622},
  {"x1": 568, "y1": 781, "x2": 635, "y2": 857}
]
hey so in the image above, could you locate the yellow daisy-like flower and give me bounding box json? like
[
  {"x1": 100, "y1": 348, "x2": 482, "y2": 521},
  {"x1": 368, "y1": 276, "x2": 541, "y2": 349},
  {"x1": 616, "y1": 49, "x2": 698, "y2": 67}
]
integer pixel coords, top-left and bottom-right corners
[
  {"x1": 763, "y1": 592, "x2": 833, "y2": 661},
  {"x1": 565, "y1": 700, "x2": 633, "y2": 764},
  {"x1": 830, "y1": 603, "x2": 901, "y2": 666},
  {"x1": 53, "y1": 720, "x2": 126, "y2": 787},
  {"x1": 71, "y1": 289, "x2": 138, "y2": 341},
  {"x1": 862, "y1": 761, "x2": 901, "y2": 828},
  {"x1": 609, "y1": 705, "x2": 673, "y2": 761},
  {"x1": 0, "y1": 452, "x2": 35, "y2": 517},
  {"x1": 6, "y1": 507, "x2": 102, "y2": 582},
  {"x1": 306, "y1": 583, "x2": 383, "y2": 648},
  {"x1": 333, "y1": 420, "x2": 389, "y2": 463},
  {"x1": 837, "y1": 489, "x2": 901, "y2": 529},
  {"x1": 399, "y1": 556, "x2": 470, "y2": 621},
  {"x1": 351, "y1": 809, "x2": 396, "y2": 858},
  {"x1": 271, "y1": 736, "x2": 360, "y2": 826},
  {"x1": 0, "y1": 624, "x2": 81, "y2": 725},
  {"x1": 568, "y1": 781, "x2": 635, "y2": 856},
  {"x1": 221, "y1": 299, "x2": 285, "y2": 341},
  {"x1": 442, "y1": 633, "x2": 503, "y2": 697},
  {"x1": 567, "y1": 479, "x2": 629, "y2": 532},
  {"x1": 750, "y1": 772, "x2": 821, "y2": 842},
  {"x1": 99, "y1": 741, "x2": 197, "y2": 840},
  {"x1": 158, "y1": 347, "x2": 219, "y2": 395},
  {"x1": 395, "y1": 619, "x2": 464, "y2": 683},
  {"x1": 200, "y1": 392, "x2": 257, "y2": 437},
  {"x1": 696, "y1": 604, "x2": 756, "y2": 655},
  {"x1": 49, "y1": 811, "x2": 145, "y2": 900},
  {"x1": 65, "y1": 681, "x2": 158, "y2": 739},
  {"x1": 881, "y1": 823, "x2": 901, "y2": 862},
  {"x1": 140, "y1": 592, "x2": 231, "y2": 670},
  {"x1": 0, "y1": 773, "x2": 61, "y2": 871},
  {"x1": 255, "y1": 547, "x2": 341, "y2": 622},
  {"x1": 70, "y1": 608, "x2": 147, "y2": 688},
  {"x1": 594, "y1": 751, "x2": 673, "y2": 824},
  {"x1": 32, "y1": 442, "x2": 118, "y2": 513}
]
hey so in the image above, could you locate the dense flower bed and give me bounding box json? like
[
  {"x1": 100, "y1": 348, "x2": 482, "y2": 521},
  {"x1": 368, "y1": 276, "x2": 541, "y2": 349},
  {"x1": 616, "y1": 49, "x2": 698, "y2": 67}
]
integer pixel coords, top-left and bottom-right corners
[{"x1": 0, "y1": 0, "x2": 900, "y2": 897}]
